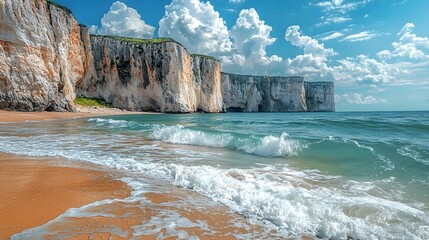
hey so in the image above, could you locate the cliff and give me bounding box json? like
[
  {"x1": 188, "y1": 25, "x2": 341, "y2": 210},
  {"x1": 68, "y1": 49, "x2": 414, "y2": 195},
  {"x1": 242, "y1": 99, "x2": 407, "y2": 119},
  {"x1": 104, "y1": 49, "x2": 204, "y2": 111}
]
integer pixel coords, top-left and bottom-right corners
[
  {"x1": 0, "y1": 0, "x2": 92, "y2": 111},
  {"x1": 76, "y1": 36, "x2": 223, "y2": 113},
  {"x1": 221, "y1": 73, "x2": 335, "y2": 112},
  {"x1": 305, "y1": 82, "x2": 335, "y2": 112},
  {"x1": 0, "y1": 0, "x2": 334, "y2": 113}
]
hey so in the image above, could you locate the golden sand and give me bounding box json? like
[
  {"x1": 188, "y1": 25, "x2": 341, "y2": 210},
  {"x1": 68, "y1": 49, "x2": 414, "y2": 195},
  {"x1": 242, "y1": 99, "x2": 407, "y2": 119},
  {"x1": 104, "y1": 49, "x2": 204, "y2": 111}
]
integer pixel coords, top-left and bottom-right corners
[
  {"x1": 0, "y1": 154, "x2": 131, "y2": 239},
  {"x1": 0, "y1": 109, "x2": 149, "y2": 123}
]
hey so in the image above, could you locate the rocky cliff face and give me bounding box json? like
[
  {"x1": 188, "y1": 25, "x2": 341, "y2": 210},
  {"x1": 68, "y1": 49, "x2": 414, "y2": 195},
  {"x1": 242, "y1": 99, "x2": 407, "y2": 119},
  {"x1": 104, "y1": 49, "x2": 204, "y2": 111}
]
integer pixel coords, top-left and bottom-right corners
[
  {"x1": 221, "y1": 73, "x2": 334, "y2": 112},
  {"x1": 0, "y1": 0, "x2": 334, "y2": 113},
  {"x1": 77, "y1": 36, "x2": 223, "y2": 113},
  {"x1": 305, "y1": 82, "x2": 335, "y2": 112},
  {"x1": 0, "y1": 0, "x2": 92, "y2": 111}
]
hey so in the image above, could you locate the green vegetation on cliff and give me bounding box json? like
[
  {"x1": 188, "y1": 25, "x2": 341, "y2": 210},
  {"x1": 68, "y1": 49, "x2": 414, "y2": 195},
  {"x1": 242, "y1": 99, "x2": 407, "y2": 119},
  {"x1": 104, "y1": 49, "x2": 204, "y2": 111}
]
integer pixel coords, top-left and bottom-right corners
[
  {"x1": 74, "y1": 97, "x2": 111, "y2": 108},
  {"x1": 92, "y1": 35, "x2": 181, "y2": 45},
  {"x1": 91, "y1": 35, "x2": 218, "y2": 61},
  {"x1": 191, "y1": 54, "x2": 218, "y2": 61},
  {"x1": 47, "y1": 1, "x2": 72, "y2": 14}
]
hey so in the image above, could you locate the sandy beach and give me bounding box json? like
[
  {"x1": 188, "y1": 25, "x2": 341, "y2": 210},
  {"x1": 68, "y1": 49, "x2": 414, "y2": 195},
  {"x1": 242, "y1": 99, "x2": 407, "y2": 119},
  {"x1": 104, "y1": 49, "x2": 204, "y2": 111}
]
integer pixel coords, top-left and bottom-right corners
[
  {"x1": 0, "y1": 107, "x2": 149, "y2": 123},
  {"x1": 0, "y1": 110, "x2": 278, "y2": 239},
  {"x1": 0, "y1": 153, "x2": 131, "y2": 239}
]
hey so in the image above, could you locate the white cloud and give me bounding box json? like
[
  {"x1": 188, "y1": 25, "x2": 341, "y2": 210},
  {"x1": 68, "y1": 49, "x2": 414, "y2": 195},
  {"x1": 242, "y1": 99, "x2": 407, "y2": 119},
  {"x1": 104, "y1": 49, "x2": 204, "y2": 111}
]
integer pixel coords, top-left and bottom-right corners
[
  {"x1": 91, "y1": 1, "x2": 155, "y2": 39},
  {"x1": 285, "y1": 25, "x2": 336, "y2": 58},
  {"x1": 283, "y1": 27, "x2": 403, "y2": 85},
  {"x1": 378, "y1": 23, "x2": 429, "y2": 60},
  {"x1": 284, "y1": 26, "x2": 336, "y2": 78},
  {"x1": 341, "y1": 31, "x2": 383, "y2": 42},
  {"x1": 340, "y1": 93, "x2": 386, "y2": 104},
  {"x1": 312, "y1": 0, "x2": 372, "y2": 14},
  {"x1": 312, "y1": 0, "x2": 372, "y2": 26},
  {"x1": 226, "y1": 8, "x2": 282, "y2": 70},
  {"x1": 333, "y1": 55, "x2": 401, "y2": 84},
  {"x1": 158, "y1": 0, "x2": 232, "y2": 54},
  {"x1": 319, "y1": 32, "x2": 344, "y2": 41},
  {"x1": 229, "y1": 0, "x2": 245, "y2": 3},
  {"x1": 317, "y1": 16, "x2": 352, "y2": 26}
]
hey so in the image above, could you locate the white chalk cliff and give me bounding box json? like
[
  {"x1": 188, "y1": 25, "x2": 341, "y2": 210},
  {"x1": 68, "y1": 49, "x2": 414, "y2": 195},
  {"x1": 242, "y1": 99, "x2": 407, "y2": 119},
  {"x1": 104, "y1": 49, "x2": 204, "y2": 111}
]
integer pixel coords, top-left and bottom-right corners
[
  {"x1": 222, "y1": 73, "x2": 335, "y2": 112},
  {"x1": 0, "y1": 0, "x2": 334, "y2": 113},
  {"x1": 0, "y1": 0, "x2": 93, "y2": 111},
  {"x1": 77, "y1": 36, "x2": 223, "y2": 113}
]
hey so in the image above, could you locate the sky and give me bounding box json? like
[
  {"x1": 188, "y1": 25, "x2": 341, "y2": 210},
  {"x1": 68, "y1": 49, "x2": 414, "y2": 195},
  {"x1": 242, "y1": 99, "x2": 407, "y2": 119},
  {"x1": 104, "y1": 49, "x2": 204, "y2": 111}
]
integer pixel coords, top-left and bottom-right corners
[{"x1": 55, "y1": 0, "x2": 429, "y2": 111}]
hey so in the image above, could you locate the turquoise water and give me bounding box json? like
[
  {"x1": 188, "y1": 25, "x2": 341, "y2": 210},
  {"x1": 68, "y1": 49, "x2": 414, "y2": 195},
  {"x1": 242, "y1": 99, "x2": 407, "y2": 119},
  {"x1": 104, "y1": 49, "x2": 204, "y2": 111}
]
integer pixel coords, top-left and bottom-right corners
[{"x1": 1, "y1": 111, "x2": 428, "y2": 239}]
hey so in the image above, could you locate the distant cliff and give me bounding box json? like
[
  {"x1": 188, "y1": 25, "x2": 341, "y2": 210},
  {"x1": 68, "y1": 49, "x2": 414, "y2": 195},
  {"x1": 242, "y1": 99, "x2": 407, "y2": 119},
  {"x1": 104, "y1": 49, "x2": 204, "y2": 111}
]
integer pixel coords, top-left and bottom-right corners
[
  {"x1": 0, "y1": 0, "x2": 334, "y2": 113},
  {"x1": 221, "y1": 73, "x2": 335, "y2": 112},
  {"x1": 77, "y1": 36, "x2": 223, "y2": 113}
]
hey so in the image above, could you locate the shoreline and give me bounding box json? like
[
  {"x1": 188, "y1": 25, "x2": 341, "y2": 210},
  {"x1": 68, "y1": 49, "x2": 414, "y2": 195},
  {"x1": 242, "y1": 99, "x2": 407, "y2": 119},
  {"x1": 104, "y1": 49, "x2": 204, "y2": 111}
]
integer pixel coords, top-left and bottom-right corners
[
  {"x1": 0, "y1": 110, "x2": 280, "y2": 238},
  {"x1": 0, "y1": 107, "x2": 156, "y2": 123}
]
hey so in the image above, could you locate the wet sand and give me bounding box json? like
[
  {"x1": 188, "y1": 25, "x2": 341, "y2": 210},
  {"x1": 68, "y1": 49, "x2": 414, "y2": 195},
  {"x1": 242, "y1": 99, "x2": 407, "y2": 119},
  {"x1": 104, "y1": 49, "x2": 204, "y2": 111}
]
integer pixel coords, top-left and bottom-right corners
[
  {"x1": 0, "y1": 153, "x2": 270, "y2": 239},
  {"x1": 0, "y1": 108, "x2": 150, "y2": 123},
  {"x1": 0, "y1": 153, "x2": 131, "y2": 239}
]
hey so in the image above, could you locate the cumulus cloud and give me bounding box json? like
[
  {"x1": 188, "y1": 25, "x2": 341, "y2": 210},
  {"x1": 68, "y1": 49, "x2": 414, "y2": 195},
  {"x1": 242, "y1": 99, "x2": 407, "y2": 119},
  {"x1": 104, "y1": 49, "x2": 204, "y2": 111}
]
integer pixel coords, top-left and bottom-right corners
[
  {"x1": 284, "y1": 26, "x2": 336, "y2": 78},
  {"x1": 223, "y1": 8, "x2": 282, "y2": 72},
  {"x1": 333, "y1": 55, "x2": 401, "y2": 84},
  {"x1": 285, "y1": 25, "x2": 336, "y2": 58},
  {"x1": 158, "y1": 0, "x2": 232, "y2": 54},
  {"x1": 229, "y1": 0, "x2": 245, "y2": 3},
  {"x1": 378, "y1": 23, "x2": 429, "y2": 60},
  {"x1": 283, "y1": 26, "x2": 403, "y2": 84},
  {"x1": 90, "y1": 1, "x2": 155, "y2": 39},
  {"x1": 340, "y1": 93, "x2": 386, "y2": 104}
]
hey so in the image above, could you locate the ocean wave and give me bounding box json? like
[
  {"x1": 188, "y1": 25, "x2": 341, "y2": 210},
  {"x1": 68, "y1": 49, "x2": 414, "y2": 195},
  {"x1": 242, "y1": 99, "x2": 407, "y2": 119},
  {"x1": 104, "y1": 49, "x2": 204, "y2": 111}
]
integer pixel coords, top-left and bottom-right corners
[
  {"x1": 237, "y1": 132, "x2": 304, "y2": 157},
  {"x1": 397, "y1": 145, "x2": 429, "y2": 166},
  {"x1": 149, "y1": 124, "x2": 304, "y2": 157},
  {"x1": 1, "y1": 134, "x2": 429, "y2": 239},
  {"x1": 149, "y1": 124, "x2": 233, "y2": 148},
  {"x1": 88, "y1": 116, "x2": 307, "y2": 157},
  {"x1": 88, "y1": 118, "x2": 147, "y2": 130}
]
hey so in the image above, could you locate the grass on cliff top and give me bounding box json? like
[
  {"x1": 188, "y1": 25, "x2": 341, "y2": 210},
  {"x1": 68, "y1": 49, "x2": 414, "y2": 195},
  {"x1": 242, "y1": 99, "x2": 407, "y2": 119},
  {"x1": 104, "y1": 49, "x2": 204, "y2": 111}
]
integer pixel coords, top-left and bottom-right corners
[
  {"x1": 91, "y1": 35, "x2": 218, "y2": 61},
  {"x1": 74, "y1": 97, "x2": 111, "y2": 108},
  {"x1": 190, "y1": 54, "x2": 218, "y2": 61},
  {"x1": 92, "y1": 35, "x2": 180, "y2": 45},
  {"x1": 47, "y1": 1, "x2": 72, "y2": 14}
]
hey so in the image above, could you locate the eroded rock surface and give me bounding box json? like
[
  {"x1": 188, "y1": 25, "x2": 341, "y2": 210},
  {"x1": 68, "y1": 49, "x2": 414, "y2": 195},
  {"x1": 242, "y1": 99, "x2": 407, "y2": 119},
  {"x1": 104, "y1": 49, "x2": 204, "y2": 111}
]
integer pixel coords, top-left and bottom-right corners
[
  {"x1": 221, "y1": 73, "x2": 334, "y2": 112},
  {"x1": 0, "y1": 0, "x2": 91, "y2": 111},
  {"x1": 77, "y1": 36, "x2": 223, "y2": 113}
]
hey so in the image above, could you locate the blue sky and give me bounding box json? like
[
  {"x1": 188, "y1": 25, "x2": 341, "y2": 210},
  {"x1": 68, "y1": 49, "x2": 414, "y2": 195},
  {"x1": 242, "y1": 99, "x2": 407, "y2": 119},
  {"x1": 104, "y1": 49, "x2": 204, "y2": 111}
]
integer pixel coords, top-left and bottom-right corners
[{"x1": 55, "y1": 0, "x2": 429, "y2": 111}]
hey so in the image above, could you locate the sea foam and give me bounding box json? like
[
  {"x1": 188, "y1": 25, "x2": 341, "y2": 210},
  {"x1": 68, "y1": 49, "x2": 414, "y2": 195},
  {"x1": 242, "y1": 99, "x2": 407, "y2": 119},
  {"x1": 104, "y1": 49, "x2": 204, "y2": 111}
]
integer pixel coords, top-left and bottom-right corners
[
  {"x1": 150, "y1": 124, "x2": 233, "y2": 148},
  {"x1": 2, "y1": 114, "x2": 429, "y2": 239},
  {"x1": 237, "y1": 132, "x2": 303, "y2": 157}
]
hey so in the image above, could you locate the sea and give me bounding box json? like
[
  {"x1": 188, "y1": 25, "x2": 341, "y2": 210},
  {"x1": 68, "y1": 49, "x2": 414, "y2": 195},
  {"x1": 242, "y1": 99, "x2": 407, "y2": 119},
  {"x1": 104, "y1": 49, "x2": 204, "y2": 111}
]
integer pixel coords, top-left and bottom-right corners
[{"x1": 0, "y1": 111, "x2": 428, "y2": 239}]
